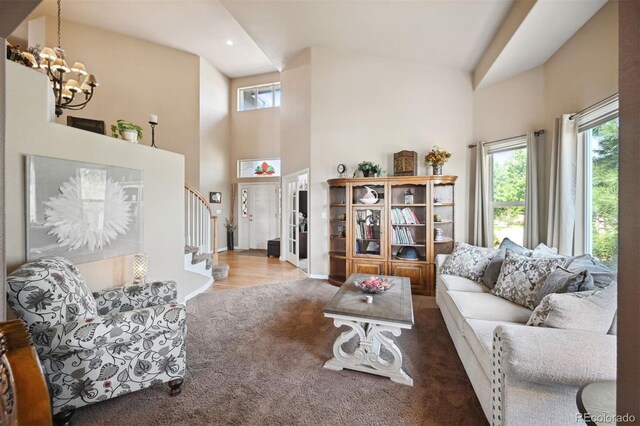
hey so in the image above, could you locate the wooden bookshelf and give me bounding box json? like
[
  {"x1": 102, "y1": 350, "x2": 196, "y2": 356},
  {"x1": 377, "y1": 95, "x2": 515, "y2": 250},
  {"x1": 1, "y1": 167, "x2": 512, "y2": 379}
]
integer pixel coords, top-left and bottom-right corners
[{"x1": 327, "y1": 175, "x2": 457, "y2": 295}]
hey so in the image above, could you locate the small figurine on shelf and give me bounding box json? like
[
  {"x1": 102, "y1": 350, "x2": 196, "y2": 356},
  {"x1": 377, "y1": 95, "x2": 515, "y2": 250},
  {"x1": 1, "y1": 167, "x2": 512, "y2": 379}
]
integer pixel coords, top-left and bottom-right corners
[
  {"x1": 434, "y1": 214, "x2": 442, "y2": 222},
  {"x1": 434, "y1": 228, "x2": 444, "y2": 241}
]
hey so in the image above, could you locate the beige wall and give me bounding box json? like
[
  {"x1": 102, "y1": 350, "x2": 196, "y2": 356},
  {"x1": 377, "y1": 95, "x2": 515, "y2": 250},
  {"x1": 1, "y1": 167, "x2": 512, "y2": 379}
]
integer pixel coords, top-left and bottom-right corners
[
  {"x1": 199, "y1": 58, "x2": 231, "y2": 249},
  {"x1": 230, "y1": 72, "x2": 281, "y2": 184},
  {"x1": 5, "y1": 62, "x2": 208, "y2": 301},
  {"x1": 544, "y1": 0, "x2": 619, "y2": 131},
  {"x1": 28, "y1": 16, "x2": 202, "y2": 188},
  {"x1": 472, "y1": 0, "x2": 618, "y2": 244},
  {"x1": 308, "y1": 47, "x2": 473, "y2": 276},
  {"x1": 281, "y1": 49, "x2": 312, "y2": 177}
]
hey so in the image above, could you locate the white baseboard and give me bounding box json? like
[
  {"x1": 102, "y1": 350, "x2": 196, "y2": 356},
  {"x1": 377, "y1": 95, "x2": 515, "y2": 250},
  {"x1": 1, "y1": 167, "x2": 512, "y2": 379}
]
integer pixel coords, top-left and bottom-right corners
[
  {"x1": 217, "y1": 246, "x2": 227, "y2": 252},
  {"x1": 309, "y1": 274, "x2": 329, "y2": 280}
]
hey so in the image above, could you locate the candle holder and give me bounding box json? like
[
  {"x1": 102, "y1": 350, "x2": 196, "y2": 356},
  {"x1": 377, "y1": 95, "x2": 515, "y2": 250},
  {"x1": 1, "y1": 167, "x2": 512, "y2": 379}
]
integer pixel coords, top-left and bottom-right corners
[
  {"x1": 149, "y1": 120, "x2": 158, "y2": 148},
  {"x1": 133, "y1": 253, "x2": 148, "y2": 284}
]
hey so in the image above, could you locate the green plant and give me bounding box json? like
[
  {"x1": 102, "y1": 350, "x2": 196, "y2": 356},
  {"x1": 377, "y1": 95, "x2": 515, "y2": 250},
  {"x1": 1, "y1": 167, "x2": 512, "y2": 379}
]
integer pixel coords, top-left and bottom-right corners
[
  {"x1": 356, "y1": 161, "x2": 382, "y2": 177},
  {"x1": 111, "y1": 119, "x2": 143, "y2": 140}
]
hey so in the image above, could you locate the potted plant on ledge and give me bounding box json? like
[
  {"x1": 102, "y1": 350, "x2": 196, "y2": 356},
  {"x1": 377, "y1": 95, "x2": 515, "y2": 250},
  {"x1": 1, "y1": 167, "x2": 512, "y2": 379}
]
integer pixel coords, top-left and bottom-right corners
[
  {"x1": 111, "y1": 119, "x2": 143, "y2": 143},
  {"x1": 355, "y1": 161, "x2": 382, "y2": 178}
]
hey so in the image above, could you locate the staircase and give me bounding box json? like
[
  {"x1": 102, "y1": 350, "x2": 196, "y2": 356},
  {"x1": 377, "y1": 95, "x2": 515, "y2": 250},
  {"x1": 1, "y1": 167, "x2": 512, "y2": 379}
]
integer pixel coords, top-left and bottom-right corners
[{"x1": 184, "y1": 184, "x2": 228, "y2": 280}]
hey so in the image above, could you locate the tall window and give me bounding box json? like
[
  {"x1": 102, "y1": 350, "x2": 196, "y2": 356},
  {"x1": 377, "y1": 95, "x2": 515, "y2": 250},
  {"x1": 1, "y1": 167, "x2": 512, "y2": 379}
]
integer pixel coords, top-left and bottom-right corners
[
  {"x1": 488, "y1": 140, "x2": 527, "y2": 247},
  {"x1": 579, "y1": 97, "x2": 619, "y2": 268},
  {"x1": 238, "y1": 83, "x2": 281, "y2": 111}
]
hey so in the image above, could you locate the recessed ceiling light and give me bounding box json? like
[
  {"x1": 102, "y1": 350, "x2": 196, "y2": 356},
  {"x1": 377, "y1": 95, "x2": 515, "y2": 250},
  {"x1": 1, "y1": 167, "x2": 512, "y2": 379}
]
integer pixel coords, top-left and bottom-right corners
[{"x1": 226, "y1": 40, "x2": 234, "y2": 46}]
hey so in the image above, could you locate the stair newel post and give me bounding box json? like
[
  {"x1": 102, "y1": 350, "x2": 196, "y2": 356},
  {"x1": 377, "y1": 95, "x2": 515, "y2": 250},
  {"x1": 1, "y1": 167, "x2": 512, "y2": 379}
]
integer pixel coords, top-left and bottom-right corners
[{"x1": 212, "y1": 215, "x2": 218, "y2": 265}]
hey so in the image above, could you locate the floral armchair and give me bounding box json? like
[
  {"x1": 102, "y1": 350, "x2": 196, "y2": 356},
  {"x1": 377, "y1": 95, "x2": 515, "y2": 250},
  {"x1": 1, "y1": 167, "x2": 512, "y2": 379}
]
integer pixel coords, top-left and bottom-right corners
[{"x1": 6, "y1": 257, "x2": 186, "y2": 421}]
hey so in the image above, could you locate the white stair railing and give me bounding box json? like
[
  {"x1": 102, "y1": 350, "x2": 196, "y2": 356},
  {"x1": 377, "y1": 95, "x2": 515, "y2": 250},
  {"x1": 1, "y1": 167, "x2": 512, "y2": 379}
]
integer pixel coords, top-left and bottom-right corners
[{"x1": 184, "y1": 184, "x2": 218, "y2": 264}]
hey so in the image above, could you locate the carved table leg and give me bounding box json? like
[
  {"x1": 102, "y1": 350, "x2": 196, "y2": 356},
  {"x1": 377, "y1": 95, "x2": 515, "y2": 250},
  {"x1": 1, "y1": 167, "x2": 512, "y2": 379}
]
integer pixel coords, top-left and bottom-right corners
[
  {"x1": 323, "y1": 318, "x2": 413, "y2": 386},
  {"x1": 169, "y1": 378, "x2": 184, "y2": 396},
  {"x1": 53, "y1": 409, "x2": 75, "y2": 426}
]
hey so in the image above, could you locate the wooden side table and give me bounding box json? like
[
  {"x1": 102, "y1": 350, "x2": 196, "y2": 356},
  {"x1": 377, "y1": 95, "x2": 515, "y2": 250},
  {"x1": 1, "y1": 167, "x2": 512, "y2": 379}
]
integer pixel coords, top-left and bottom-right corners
[{"x1": 577, "y1": 380, "x2": 616, "y2": 426}]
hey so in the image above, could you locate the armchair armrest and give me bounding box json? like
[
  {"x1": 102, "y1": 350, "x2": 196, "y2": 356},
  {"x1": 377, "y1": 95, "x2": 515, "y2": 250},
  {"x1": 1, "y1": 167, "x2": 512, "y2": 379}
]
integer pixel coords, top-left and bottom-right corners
[
  {"x1": 93, "y1": 280, "x2": 178, "y2": 315},
  {"x1": 34, "y1": 303, "x2": 186, "y2": 357},
  {"x1": 494, "y1": 324, "x2": 616, "y2": 387}
]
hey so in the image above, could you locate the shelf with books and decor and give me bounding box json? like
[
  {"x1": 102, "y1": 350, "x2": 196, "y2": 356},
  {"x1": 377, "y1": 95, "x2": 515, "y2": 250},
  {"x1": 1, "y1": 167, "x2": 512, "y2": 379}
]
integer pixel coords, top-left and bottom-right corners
[
  {"x1": 326, "y1": 175, "x2": 457, "y2": 295},
  {"x1": 328, "y1": 181, "x2": 349, "y2": 285}
]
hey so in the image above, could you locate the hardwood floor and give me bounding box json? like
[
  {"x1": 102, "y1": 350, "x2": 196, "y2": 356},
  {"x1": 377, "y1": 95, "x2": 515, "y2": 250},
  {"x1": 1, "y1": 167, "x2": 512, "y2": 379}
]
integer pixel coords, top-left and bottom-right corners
[{"x1": 211, "y1": 250, "x2": 308, "y2": 291}]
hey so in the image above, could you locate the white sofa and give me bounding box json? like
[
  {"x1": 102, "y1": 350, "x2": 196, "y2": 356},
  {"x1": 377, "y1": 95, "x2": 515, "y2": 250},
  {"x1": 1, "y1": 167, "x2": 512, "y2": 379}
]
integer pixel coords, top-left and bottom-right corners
[{"x1": 435, "y1": 254, "x2": 617, "y2": 426}]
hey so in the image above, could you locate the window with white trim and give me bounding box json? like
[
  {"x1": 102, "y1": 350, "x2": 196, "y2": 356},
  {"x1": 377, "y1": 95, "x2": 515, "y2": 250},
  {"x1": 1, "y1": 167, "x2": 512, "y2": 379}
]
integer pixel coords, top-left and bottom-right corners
[
  {"x1": 237, "y1": 83, "x2": 281, "y2": 111},
  {"x1": 578, "y1": 96, "x2": 619, "y2": 268},
  {"x1": 488, "y1": 137, "x2": 528, "y2": 247}
]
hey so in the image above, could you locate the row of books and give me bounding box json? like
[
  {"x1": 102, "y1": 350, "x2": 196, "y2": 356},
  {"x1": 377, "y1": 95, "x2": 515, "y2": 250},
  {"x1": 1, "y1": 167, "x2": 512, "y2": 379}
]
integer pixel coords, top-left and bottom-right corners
[
  {"x1": 355, "y1": 222, "x2": 377, "y2": 240},
  {"x1": 390, "y1": 208, "x2": 421, "y2": 225},
  {"x1": 391, "y1": 226, "x2": 416, "y2": 245}
]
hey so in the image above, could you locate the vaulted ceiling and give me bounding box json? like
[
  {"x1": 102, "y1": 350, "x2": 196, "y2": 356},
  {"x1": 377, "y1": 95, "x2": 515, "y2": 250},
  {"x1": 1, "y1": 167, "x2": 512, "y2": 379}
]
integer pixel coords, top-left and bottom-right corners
[{"x1": 11, "y1": 0, "x2": 609, "y2": 86}]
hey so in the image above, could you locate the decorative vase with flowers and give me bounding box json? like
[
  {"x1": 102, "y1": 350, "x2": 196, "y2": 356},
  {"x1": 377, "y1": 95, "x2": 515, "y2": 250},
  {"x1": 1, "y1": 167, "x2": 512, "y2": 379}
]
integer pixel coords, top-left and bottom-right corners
[
  {"x1": 425, "y1": 146, "x2": 452, "y2": 175},
  {"x1": 355, "y1": 161, "x2": 382, "y2": 178}
]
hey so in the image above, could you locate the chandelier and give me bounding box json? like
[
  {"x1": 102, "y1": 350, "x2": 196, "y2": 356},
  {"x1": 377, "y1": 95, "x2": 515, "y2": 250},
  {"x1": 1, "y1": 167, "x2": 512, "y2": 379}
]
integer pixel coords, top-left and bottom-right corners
[{"x1": 33, "y1": 0, "x2": 99, "y2": 117}]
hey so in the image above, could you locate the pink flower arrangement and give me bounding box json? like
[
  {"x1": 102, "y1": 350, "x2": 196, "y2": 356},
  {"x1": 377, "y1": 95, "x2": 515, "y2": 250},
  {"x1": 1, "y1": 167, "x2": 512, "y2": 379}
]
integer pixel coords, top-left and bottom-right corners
[{"x1": 354, "y1": 276, "x2": 393, "y2": 294}]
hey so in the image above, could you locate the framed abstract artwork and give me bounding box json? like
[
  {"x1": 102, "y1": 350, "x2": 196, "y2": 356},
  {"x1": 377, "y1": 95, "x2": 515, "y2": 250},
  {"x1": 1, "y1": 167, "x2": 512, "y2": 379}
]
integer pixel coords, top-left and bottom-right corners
[{"x1": 26, "y1": 155, "x2": 144, "y2": 263}]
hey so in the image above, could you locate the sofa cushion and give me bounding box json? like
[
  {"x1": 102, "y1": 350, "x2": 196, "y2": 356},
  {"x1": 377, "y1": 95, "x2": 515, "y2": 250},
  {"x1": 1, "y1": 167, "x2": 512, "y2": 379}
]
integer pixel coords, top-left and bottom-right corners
[
  {"x1": 439, "y1": 242, "x2": 499, "y2": 283},
  {"x1": 482, "y1": 252, "x2": 505, "y2": 290},
  {"x1": 439, "y1": 274, "x2": 489, "y2": 293},
  {"x1": 491, "y1": 251, "x2": 565, "y2": 309},
  {"x1": 564, "y1": 254, "x2": 617, "y2": 289},
  {"x1": 527, "y1": 281, "x2": 617, "y2": 333},
  {"x1": 499, "y1": 238, "x2": 532, "y2": 256},
  {"x1": 446, "y1": 291, "x2": 533, "y2": 333},
  {"x1": 531, "y1": 243, "x2": 564, "y2": 259},
  {"x1": 534, "y1": 267, "x2": 595, "y2": 306},
  {"x1": 463, "y1": 319, "x2": 525, "y2": 379}
]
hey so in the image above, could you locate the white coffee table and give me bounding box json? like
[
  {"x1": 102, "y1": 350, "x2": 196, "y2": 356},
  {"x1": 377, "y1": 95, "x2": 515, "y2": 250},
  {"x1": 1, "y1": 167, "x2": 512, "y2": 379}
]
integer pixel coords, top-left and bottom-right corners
[{"x1": 322, "y1": 273, "x2": 414, "y2": 386}]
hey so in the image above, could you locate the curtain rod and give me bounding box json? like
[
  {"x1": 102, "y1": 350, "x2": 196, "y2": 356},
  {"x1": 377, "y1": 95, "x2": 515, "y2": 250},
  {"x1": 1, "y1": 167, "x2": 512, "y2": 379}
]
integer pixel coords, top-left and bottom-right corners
[
  {"x1": 569, "y1": 93, "x2": 619, "y2": 120},
  {"x1": 468, "y1": 129, "x2": 545, "y2": 149}
]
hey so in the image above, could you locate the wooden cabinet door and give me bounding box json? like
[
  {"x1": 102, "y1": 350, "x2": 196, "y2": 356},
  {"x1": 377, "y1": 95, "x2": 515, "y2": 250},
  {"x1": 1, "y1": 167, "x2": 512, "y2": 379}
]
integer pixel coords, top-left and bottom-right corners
[
  {"x1": 390, "y1": 262, "x2": 434, "y2": 295},
  {"x1": 351, "y1": 260, "x2": 386, "y2": 276}
]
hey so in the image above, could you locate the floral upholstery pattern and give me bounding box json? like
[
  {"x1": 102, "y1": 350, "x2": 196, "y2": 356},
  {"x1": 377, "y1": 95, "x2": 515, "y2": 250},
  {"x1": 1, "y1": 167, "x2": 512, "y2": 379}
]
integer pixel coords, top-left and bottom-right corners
[
  {"x1": 491, "y1": 251, "x2": 565, "y2": 309},
  {"x1": 6, "y1": 257, "x2": 186, "y2": 414},
  {"x1": 439, "y1": 242, "x2": 499, "y2": 283}
]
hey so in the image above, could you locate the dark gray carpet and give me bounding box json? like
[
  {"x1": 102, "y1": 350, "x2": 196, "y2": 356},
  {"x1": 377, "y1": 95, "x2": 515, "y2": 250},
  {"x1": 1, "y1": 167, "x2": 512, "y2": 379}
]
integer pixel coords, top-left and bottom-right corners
[{"x1": 74, "y1": 279, "x2": 486, "y2": 425}]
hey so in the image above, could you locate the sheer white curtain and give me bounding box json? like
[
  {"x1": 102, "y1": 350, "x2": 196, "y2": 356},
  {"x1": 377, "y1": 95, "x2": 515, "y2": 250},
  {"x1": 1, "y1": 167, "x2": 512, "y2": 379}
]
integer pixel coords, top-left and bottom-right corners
[
  {"x1": 473, "y1": 142, "x2": 491, "y2": 247},
  {"x1": 546, "y1": 114, "x2": 579, "y2": 255},
  {"x1": 524, "y1": 131, "x2": 539, "y2": 248}
]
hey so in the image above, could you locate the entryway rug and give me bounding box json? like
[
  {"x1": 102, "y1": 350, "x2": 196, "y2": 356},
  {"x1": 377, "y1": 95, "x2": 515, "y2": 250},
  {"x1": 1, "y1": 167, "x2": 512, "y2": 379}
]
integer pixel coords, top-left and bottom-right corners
[
  {"x1": 74, "y1": 279, "x2": 486, "y2": 425},
  {"x1": 235, "y1": 249, "x2": 269, "y2": 257}
]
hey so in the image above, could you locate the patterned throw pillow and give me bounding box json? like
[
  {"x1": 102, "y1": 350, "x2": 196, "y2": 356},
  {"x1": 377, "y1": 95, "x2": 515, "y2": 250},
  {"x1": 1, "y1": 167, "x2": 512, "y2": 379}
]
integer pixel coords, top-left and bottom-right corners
[
  {"x1": 439, "y1": 242, "x2": 499, "y2": 283},
  {"x1": 527, "y1": 281, "x2": 617, "y2": 333},
  {"x1": 491, "y1": 251, "x2": 565, "y2": 309}
]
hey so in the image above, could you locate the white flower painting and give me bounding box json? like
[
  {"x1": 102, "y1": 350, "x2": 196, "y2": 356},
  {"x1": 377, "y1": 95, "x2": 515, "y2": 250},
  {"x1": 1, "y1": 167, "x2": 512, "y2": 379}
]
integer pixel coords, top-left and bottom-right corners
[{"x1": 27, "y1": 156, "x2": 143, "y2": 263}]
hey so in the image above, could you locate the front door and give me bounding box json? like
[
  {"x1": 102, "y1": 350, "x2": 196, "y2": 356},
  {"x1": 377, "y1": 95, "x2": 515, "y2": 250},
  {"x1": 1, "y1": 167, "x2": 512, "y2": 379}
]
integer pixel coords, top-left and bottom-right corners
[{"x1": 249, "y1": 184, "x2": 277, "y2": 249}]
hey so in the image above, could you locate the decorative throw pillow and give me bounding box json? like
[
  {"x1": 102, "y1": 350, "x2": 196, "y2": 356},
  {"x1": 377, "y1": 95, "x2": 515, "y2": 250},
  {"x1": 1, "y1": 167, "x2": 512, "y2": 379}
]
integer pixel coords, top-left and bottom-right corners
[
  {"x1": 564, "y1": 254, "x2": 617, "y2": 288},
  {"x1": 531, "y1": 243, "x2": 565, "y2": 259},
  {"x1": 491, "y1": 251, "x2": 565, "y2": 309},
  {"x1": 527, "y1": 281, "x2": 617, "y2": 333},
  {"x1": 482, "y1": 251, "x2": 506, "y2": 290},
  {"x1": 499, "y1": 238, "x2": 532, "y2": 256},
  {"x1": 533, "y1": 267, "x2": 595, "y2": 306},
  {"x1": 439, "y1": 242, "x2": 499, "y2": 283}
]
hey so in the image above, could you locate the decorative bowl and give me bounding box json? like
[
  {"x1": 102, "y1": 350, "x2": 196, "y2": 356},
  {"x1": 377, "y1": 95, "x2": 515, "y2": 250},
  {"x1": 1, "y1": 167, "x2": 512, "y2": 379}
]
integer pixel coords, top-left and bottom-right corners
[
  {"x1": 359, "y1": 197, "x2": 379, "y2": 205},
  {"x1": 354, "y1": 276, "x2": 394, "y2": 294}
]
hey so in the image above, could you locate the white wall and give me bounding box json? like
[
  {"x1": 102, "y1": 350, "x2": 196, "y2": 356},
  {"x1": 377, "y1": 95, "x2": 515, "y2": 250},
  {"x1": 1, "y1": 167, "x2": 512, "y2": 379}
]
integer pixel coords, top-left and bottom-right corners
[
  {"x1": 281, "y1": 49, "x2": 312, "y2": 177},
  {"x1": 5, "y1": 62, "x2": 208, "y2": 300},
  {"x1": 307, "y1": 47, "x2": 473, "y2": 276},
  {"x1": 199, "y1": 57, "x2": 231, "y2": 249}
]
